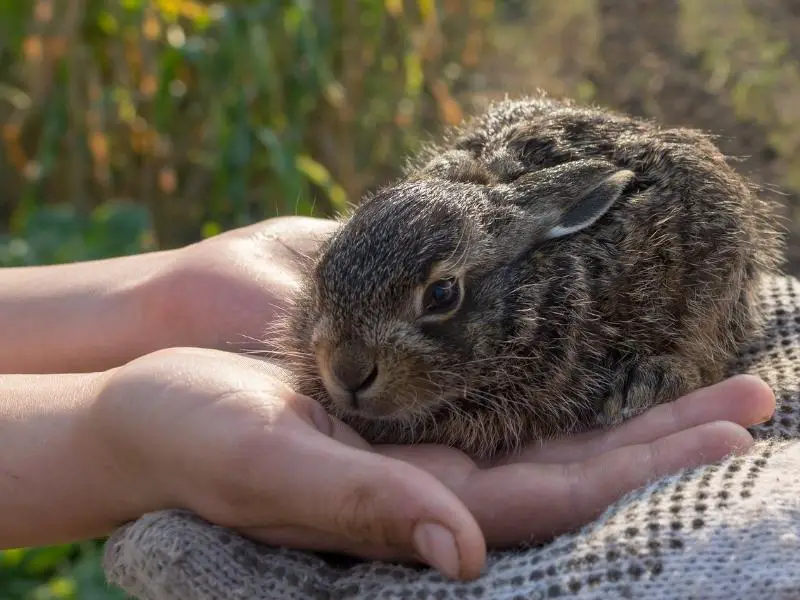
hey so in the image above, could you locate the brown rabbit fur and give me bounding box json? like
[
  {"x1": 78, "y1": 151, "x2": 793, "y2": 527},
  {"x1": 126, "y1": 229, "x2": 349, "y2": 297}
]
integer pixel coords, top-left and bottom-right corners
[{"x1": 270, "y1": 92, "x2": 784, "y2": 460}]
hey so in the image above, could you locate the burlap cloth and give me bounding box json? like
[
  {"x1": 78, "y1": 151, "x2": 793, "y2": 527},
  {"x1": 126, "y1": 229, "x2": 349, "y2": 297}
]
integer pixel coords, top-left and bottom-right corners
[{"x1": 102, "y1": 274, "x2": 800, "y2": 599}]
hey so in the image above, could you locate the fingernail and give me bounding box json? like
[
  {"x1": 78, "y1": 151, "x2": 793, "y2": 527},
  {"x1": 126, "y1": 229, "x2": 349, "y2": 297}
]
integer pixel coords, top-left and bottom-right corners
[
  {"x1": 413, "y1": 523, "x2": 460, "y2": 579},
  {"x1": 755, "y1": 413, "x2": 774, "y2": 425}
]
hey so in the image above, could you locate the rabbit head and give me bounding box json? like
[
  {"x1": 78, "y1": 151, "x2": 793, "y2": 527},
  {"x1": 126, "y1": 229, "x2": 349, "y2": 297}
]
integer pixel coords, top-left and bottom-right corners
[{"x1": 281, "y1": 158, "x2": 635, "y2": 431}]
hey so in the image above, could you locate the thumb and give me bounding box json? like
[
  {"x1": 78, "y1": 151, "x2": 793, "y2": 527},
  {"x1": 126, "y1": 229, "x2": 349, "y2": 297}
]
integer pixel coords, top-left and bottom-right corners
[{"x1": 259, "y1": 415, "x2": 487, "y2": 580}]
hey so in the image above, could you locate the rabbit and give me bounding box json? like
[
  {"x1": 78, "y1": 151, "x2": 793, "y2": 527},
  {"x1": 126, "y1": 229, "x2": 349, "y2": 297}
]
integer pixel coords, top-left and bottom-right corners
[{"x1": 270, "y1": 92, "x2": 785, "y2": 460}]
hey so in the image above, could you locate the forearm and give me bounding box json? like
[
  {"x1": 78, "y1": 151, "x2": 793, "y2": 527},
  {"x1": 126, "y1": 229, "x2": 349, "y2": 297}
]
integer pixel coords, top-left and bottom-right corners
[
  {"x1": 0, "y1": 371, "x2": 151, "y2": 548},
  {"x1": 0, "y1": 251, "x2": 181, "y2": 374}
]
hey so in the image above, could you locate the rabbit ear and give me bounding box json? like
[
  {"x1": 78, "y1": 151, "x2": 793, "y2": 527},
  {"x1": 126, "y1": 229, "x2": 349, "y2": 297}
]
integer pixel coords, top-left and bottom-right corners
[
  {"x1": 543, "y1": 168, "x2": 635, "y2": 240},
  {"x1": 503, "y1": 159, "x2": 636, "y2": 242}
]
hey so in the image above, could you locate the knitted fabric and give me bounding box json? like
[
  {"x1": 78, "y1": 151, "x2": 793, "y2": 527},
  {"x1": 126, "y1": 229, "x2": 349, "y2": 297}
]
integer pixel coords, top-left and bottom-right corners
[{"x1": 102, "y1": 274, "x2": 800, "y2": 600}]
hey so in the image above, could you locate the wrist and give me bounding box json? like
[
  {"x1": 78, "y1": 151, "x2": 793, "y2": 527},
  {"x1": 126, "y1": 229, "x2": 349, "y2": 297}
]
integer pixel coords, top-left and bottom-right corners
[
  {"x1": 67, "y1": 248, "x2": 190, "y2": 371},
  {"x1": 70, "y1": 369, "x2": 161, "y2": 535},
  {"x1": 137, "y1": 248, "x2": 218, "y2": 351},
  {"x1": 123, "y1": 248, "x2": 201, "y2": 351},
  {"x1": 78, "y1": 361, "x2": 180, "y2": 532}
]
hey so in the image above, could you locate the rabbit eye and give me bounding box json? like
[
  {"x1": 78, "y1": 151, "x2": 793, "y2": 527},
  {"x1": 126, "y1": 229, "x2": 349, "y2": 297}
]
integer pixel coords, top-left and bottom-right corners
[{"x1": 422, "y1": 277, "x2": 461, "y2": 315}]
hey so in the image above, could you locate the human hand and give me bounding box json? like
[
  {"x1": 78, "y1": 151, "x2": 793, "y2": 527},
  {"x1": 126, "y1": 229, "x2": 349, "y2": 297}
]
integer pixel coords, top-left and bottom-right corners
[
  {"x1": 151, "y1": 216, "x2": 338, "y2": 353},
  {"x1": 88, "y1": 347, "x2": 774, "y2": 581},
  {"x1": 379, "y1": 373, "x2": 775, "y2": 550}
]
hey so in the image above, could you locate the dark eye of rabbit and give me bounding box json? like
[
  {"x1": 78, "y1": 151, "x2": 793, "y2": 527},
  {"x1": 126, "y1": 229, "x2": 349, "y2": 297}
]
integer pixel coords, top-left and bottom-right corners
[{"x1": 422, "y1": 277, "x2": 460, "y2": 314}]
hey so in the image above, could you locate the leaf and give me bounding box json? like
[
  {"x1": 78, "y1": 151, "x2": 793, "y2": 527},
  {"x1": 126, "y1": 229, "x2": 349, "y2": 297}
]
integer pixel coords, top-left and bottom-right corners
[
  {"x1": 201, "y1": 221, "x2": 222, "y2": 238},
  {"x1": 417, "y1": 0, "x2": 435, "y2": 21},
  {"x1": 47, "y1": 576, "x2": 77, "y2": 599}
]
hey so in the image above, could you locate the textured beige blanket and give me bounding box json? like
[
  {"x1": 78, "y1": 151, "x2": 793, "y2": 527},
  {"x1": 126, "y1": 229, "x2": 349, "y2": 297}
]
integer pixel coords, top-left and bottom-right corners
[{"x1": 102, "y1": 274, "x2": 800, "y2": 599}]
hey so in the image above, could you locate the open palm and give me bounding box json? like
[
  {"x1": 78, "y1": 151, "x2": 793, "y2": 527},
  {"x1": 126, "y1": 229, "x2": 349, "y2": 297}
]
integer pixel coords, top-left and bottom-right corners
[{"x1": 241, "y1": 373, "x2": 772, "y2": 565}]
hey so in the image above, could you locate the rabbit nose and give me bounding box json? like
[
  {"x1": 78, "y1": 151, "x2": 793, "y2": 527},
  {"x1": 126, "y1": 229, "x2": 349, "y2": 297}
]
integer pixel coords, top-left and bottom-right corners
[{"x1": 330, "y1": 344, "x2": 379, "y2": 394}]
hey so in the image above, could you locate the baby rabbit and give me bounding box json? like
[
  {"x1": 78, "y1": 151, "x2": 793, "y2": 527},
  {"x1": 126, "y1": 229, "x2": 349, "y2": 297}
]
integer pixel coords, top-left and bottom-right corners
[{"x1": 273, "y1": 93, "x2": 784, "y2": 460}]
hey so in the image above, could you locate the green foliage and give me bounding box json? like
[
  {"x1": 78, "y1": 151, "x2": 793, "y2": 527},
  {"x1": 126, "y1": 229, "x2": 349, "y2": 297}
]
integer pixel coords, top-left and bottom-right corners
[
  {"x1": 0, "y1": 0, "x2": 493, "y2": 250},
  {"x1": 679, "y1": 0, "x2": 800, "y2": 189},
  {"x1": 0, "y1": 542, "x2": 126, "y2": 599},
  {"x1": 0, "y1": 200, "x2": 155, "y2": 266}
]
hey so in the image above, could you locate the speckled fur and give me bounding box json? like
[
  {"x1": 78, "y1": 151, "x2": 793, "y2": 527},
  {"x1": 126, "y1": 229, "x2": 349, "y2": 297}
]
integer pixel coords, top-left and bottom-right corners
[{"x1": 271, "y1": 93, "x2": 784, "y2": 460}]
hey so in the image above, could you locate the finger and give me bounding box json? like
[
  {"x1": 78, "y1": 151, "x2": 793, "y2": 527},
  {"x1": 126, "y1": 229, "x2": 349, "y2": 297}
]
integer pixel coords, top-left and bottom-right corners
[
  {"x1": 460, "y1": 420, "x2": 753, "y2": 548},
  {"x1": 506, "y1": 374, "x2": 774, "y2": 464},
  {"x1": 241, "y1": 524, "x2": 414, "y2": 563},
  {"x1": 557, "y1": 421, "x2": 754, "y2": 534},
  {"x1": 239, "y1": 418, "x2": 486, "y2": 580}
]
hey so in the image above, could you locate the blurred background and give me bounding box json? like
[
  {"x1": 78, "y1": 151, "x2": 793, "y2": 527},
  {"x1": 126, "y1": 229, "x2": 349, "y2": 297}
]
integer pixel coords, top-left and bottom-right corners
[{"x1": 0, "y1": 0, "x2": 798, "y2": 597}]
